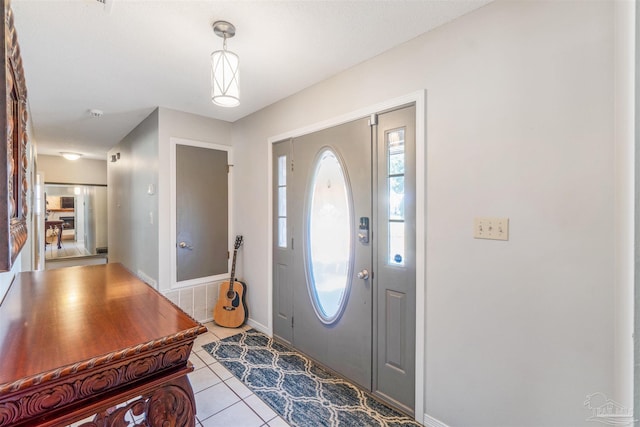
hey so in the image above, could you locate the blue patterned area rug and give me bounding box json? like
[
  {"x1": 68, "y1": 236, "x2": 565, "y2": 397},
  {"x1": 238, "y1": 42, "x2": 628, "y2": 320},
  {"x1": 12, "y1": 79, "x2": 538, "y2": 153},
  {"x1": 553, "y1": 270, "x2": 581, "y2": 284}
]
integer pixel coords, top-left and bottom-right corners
[{"x1": 202, "y1": 329, "x2": 422, "y2": 427}]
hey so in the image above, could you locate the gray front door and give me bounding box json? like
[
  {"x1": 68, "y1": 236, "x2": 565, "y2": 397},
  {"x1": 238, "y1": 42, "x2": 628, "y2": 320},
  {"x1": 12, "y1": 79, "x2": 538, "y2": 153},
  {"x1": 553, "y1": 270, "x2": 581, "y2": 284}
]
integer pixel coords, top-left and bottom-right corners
[
  {"x1": 176, "y1": 144, "x2": 228, "y2": 282},
  {"x1": 273, "y1": 105, "x2": 416, "y2": 412},
  {"x1": 292, "y1": 117, "x2": 373, "y2": 388}
]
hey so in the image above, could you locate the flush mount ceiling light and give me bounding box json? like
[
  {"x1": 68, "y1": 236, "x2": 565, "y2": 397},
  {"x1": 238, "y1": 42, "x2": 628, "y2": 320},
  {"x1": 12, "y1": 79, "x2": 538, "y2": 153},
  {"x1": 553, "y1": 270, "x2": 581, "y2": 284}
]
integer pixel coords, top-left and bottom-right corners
[
  {"x1": 88, "y1": 108, "x2": 103, "y2": 118},
  {"x1": 211, "y1": 20, "x2": 239, "y2": 108},
  {"x1": 61, "y1": 152, "x2": 82, "y2": 161}
]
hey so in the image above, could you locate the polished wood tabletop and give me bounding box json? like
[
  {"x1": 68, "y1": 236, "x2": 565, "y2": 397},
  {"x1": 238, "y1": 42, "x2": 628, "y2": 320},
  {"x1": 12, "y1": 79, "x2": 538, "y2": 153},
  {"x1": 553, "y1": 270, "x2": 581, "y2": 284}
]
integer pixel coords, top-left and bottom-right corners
[
  {"x1": 0, "y1": 263, "x2": 207, "y2": 426},
  {"x1": 0, "y1": 263, "x2": 203, "y2": 386}
]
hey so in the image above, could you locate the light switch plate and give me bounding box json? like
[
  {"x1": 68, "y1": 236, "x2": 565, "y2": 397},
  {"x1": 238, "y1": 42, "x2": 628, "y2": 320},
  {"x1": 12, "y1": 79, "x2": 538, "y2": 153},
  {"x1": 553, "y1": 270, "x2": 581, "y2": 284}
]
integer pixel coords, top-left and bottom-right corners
[{"x1": 474, "y1": 217, "x2": 509, "y2": 241}]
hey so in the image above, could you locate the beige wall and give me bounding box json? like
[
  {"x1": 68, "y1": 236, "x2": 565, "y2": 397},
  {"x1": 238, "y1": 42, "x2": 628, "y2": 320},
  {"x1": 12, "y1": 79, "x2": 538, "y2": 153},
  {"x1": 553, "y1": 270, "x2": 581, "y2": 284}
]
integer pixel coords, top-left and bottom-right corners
[
  {"x1": 37, "y1": 155, "x2": 107, "y2": 185},
  {"x1": 230, "y1": 1, "x2": 624, "y2": 426}
]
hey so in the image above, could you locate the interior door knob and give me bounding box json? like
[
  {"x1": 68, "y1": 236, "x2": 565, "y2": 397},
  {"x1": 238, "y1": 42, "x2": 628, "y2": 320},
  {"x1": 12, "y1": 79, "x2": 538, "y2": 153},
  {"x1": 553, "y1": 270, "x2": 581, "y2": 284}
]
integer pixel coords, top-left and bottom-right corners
[
  {"x1": 357, "y1": 269, "x2": 369, "y2": 280},
  {"x1": 178, "y1": 241, "x2": 193, "y2": 250}
]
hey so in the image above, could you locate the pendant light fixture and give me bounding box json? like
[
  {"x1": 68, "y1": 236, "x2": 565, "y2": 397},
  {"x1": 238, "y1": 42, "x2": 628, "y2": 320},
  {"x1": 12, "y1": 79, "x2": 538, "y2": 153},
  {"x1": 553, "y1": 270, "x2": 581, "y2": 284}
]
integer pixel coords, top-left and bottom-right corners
[{"x1": 211, "y1": 20, "x2": 239, "y2": 107}]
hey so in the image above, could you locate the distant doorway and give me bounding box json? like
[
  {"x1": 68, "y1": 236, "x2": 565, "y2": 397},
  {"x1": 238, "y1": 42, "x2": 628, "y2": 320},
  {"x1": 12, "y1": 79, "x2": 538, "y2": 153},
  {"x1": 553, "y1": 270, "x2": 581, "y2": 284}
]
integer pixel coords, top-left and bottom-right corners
[{"x1": 44, "y1": 184, "x2": 108, "y2": 261}]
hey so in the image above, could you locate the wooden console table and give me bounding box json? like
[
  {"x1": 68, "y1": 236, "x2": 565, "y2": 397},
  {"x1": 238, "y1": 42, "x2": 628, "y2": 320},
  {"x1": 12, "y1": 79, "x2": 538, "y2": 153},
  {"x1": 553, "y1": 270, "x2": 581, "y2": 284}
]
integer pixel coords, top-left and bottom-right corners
[{"x1": 0, "y1": 263, "x2": 207, "y2": 426}]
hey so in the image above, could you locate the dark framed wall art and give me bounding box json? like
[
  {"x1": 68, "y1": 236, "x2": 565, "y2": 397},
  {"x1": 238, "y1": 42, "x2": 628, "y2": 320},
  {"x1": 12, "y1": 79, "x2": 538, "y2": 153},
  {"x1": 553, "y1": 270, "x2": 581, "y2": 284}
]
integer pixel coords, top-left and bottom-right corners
[{"x1": 0, "y1": 0, "x2": 28, "y2": 272}]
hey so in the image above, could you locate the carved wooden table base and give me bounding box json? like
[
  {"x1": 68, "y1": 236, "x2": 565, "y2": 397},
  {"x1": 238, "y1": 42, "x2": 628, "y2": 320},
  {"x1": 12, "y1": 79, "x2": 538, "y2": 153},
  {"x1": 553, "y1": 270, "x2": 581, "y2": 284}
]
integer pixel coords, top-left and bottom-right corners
[
  {"x1": 81, "y1": 376, "x2": 196, "y2": 427},
  {"x1": 0, "y1": 264, "x2": 207, "y2": 427}
]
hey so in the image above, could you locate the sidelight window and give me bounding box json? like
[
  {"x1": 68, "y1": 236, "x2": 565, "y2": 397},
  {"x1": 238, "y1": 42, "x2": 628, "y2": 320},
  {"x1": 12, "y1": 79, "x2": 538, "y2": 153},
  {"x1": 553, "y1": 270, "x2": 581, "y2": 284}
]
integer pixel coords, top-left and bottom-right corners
[
  {"x1": 306, "y1": 148, "x2": 353, "y2": 323},
  {"x1": 277, "y1": 155, "x2": 287, "y2": 248},
  {"x1": 387, "y1": 129, "x2": 405, "y2": 266}
]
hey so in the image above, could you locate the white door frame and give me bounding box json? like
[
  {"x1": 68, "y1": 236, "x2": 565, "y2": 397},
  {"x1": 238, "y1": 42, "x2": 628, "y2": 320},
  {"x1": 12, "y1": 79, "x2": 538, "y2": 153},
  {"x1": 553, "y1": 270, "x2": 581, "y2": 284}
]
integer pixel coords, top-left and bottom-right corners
[
  {"x1": 169, "y1": 137, "x2": 233, "y2": 289},
  {"x1": 266, "y1": 90, "x2": 426, "y2": 420},
  {"x1": 35, "y1": 172, "x2": 45, "y2": 271}
]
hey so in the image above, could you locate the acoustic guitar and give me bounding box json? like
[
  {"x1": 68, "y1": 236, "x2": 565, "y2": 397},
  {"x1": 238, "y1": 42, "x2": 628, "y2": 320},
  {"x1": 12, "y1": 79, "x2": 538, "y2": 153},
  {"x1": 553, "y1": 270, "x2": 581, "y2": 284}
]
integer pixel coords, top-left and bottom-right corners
[{"x1": 213, "y1": 235, "x2": 248, "y2": 328}]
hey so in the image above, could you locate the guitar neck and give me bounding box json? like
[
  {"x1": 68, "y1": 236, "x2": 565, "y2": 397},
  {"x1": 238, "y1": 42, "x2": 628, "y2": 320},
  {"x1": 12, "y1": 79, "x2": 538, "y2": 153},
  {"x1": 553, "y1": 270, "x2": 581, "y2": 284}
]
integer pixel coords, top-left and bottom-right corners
[{"x1": 228, "y1": 249, "x2": 238, "y2": 292}]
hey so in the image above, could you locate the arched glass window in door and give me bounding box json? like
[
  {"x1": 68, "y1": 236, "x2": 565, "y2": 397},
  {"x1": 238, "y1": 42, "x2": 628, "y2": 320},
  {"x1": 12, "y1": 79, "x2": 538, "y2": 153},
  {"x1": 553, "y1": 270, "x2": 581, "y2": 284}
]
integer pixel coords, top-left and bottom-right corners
[{"x1": 306, "y1": 148, "x2": 353, "y2": 324}]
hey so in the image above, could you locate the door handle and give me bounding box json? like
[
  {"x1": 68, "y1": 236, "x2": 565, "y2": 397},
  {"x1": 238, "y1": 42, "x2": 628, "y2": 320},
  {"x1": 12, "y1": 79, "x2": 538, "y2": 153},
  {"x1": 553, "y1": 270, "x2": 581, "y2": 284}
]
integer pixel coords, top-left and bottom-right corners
[
  {"x1": 357, "y1": 269, "x2": 369, "y2": 280},
  {"x1": 178, "y1": 241, "x2": 193, "y2": 250}
]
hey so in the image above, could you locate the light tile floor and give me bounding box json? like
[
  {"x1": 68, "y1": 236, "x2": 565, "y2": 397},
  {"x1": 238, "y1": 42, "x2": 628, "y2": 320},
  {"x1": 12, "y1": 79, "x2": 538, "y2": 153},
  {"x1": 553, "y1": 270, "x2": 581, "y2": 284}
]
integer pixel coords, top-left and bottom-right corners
[
  {"x1": 68, "y1": 322, "x2": 289, "y2": 427},
  {"x1": 45, "y1": 239, "x2": 91, "y2": 260},
  {"x1": 190, "y1": 322, "x2": 290, "y2": 427}
]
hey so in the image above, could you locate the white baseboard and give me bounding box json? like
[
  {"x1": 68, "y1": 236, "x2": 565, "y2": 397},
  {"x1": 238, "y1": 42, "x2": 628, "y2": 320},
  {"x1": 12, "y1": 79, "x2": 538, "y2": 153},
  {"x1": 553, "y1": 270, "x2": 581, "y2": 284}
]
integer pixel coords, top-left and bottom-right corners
[
  {"x1": 424, "y1": 413, "x2": 450, "y2": 427},
  {"x1": 246, "y1": 318, "x2": 270, "y2": 335},
  {"x1": 198, "y1": 315, "x2": 268, "y2": 336}
]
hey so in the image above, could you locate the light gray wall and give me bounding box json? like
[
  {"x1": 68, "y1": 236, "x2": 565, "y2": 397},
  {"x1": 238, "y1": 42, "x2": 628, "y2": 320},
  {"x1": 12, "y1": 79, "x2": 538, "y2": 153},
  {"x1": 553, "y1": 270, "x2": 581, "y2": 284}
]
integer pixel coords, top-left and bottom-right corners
[
  {"x1": 157, "y1": 107, "x2": 232, "y2": 291},
  {"x1": 108, "y1": 109, "x2": 159, "y2": 282},
  {"x1": 97, "y1": 1, "x2": 631, "y2": 424},
  {"x1": 613, "y1": 0, "x2": 635, "y2": 413},
  {"x1": 231, "y1": 1, "x2": 622, "y2": 426},
  {"x1": 37, "y1": 155, "x2": 107, "y2": 185}
]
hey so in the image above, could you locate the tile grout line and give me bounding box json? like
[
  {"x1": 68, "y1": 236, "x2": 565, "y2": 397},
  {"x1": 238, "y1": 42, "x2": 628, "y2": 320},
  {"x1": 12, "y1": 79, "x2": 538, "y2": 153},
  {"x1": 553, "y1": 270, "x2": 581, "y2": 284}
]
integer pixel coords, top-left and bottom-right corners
[
  {"x1": 195, "y1": 323, "x2": 278, "y2": 426},
  {"x1": 195, "y1": 324, "x2": 282, "y2": 426}
]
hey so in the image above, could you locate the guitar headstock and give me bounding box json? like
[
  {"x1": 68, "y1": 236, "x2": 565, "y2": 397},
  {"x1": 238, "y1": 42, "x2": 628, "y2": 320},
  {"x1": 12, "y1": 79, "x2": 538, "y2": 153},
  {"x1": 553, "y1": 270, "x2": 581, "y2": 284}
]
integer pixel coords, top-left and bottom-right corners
[{"x1": 234, "y1": 235, "x2": 244, "y2": 250}]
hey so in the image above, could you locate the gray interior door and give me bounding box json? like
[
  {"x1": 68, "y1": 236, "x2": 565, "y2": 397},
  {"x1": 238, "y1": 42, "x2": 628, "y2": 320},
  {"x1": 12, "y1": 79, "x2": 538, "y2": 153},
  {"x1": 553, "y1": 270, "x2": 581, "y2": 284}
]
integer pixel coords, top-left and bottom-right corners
[
  {"x1": 176, "y1": 144, "x2": 228, "y2": 282},
  {"x1": 373, "y1": 106, "x2": 416, "y2": 414},
  {"x1": 291, "y1": 118, "x2": 373, "y2": 389}
]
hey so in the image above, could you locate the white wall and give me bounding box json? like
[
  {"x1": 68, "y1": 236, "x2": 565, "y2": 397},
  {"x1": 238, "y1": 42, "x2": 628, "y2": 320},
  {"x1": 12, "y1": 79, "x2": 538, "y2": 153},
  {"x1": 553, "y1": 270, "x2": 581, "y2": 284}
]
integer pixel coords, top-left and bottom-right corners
[
  {"x1": 37, "y1": 155, "x2": 107, "y2": 185},
  {"x1": 108, "y1": 109, "x2": 159, "y2": 282},
  {"x1": 0, "y1": 257, "x2": 20, "y2": 303},
  {"x1": 231, "y1": 1, "x2": 623, "y2": 426}
]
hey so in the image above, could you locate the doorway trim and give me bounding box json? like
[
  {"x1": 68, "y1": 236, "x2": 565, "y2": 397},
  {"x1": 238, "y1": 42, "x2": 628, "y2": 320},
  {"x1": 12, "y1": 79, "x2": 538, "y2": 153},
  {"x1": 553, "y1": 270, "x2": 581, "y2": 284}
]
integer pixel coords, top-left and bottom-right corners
[
  {"x1": 266, "y1": 90, "x2": 426, "y2": 421},
  {"x1": 169, "y1": 137, "x2": 234, "y2": 289}
]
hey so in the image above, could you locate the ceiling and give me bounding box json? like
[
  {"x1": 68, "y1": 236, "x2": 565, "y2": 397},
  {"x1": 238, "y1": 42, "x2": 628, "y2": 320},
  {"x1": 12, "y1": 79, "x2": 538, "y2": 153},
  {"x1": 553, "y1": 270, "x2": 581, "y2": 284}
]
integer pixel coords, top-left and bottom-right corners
[{"x1": 12, "y1": 0, "x2": 491, "y2": 160}]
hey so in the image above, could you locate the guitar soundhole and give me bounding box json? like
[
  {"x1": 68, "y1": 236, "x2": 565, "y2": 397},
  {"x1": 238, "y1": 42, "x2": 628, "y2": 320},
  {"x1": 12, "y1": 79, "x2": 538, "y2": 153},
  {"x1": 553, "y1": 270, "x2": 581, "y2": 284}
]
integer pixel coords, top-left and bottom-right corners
[{"x1": 226, "y1": 290, "x2": 235, "y2": 300}]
